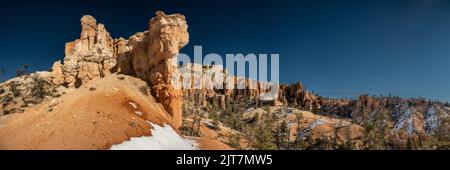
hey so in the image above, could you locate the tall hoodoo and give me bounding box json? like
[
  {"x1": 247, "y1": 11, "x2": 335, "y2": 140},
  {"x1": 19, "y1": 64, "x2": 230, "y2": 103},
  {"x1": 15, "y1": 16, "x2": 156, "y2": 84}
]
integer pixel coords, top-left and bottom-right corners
[
  {"x1": 146, "y1": 11, "x2": 189, "y2": 129},
  {"x1": 119, "y1": 11, "x2": 189, "y2": 129}
]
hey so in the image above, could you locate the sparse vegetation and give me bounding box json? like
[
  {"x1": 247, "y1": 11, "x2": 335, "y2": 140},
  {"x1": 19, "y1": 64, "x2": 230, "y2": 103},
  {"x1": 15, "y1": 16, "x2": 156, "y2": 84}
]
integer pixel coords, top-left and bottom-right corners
[
  {"x1": 138, "y1": 85, "x2": 149, "y2": 96},
  {"x1": 0, "y1": 67, "x2": 6, "y2": 82},
  {"x1": 180, "y1": 89, "x2": 450, "y2": 150},
  {"x1": 29, "y1": 75, "x2": 53, "y2": 103},
  {"x1": 246, "y1": 111, "x2": 277, "y2": 150},
  {"x1": 180, "y1": 102, "x2": 202, "y2": 137},
  {"x1": 9, "y1": 81, "x2": 21, "y2": 97},
  {"x1": 16, "y1": 65, "x2": 29, "y2": 78}
]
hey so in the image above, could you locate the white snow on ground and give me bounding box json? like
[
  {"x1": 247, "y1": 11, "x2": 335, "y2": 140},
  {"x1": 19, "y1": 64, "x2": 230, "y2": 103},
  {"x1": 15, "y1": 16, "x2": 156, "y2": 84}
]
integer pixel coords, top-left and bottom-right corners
[
  {"x1": 134, "y1": 111, "x2": 142, "y2": 116},
  {"x1": 110, "y1": 122, "x2": 198, "y2": 150},
  {"x1": 393, "y1": 104, "x2": 412, "y2": 133},
  {"x1": 298, "y1": 118, "x2": 327, "y2": 138},
  {"x1": 406, "y1": 117, "x2": 414, "y2": 135},
  {"x1": 128, "y1": 102, "x2": 138, "y2": 109},
  {"x1": 259, "y1": 93, "x2": 276, "y2": 101}
]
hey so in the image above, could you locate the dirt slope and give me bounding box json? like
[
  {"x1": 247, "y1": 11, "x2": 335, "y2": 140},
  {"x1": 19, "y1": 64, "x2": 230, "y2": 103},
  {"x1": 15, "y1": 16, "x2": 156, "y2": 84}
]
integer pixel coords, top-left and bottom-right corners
[{"x1": 0, "y1": 74, "x2": 174, "y2": 150}]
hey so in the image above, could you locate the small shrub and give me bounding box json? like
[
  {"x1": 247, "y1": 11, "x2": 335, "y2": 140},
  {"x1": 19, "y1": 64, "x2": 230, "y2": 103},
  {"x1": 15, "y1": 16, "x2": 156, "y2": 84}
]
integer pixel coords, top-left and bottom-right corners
[
  {"x1": 9, "y1": 82, "x2": 20, "y2": 97},
  {"x1": 2, "y1": 95, "x2": 12, "y2": 106},
  {"x1": 89, "y1": 87, "x2": 96, "y2": 91},
  {"x1": 16, "y1": 65, "x2": 29, "y2": 78},
  {"x1": 30, "y1": 76, "x2": 47, "y2": 99},
  {"x1": 117, "y1": 76, "x2": 125, "y2": 80},
  {"x1": 139, "y1": 85, "x2": 149, "y2": 96}
]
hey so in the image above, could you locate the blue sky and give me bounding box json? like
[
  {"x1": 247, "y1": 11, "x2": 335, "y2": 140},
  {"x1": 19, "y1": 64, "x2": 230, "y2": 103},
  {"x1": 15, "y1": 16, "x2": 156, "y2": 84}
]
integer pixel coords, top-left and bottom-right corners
[{"x1": 1, "y1": 0, "x2": 450, "y2": 101}]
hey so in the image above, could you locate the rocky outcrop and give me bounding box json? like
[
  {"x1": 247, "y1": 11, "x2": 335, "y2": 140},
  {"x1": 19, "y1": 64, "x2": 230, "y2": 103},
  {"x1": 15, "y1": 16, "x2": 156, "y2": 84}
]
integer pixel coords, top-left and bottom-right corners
[
  {"x1": 50, "y1": 61, "x2": 65, "y2": 85},
  {"x1": 115, "y1": 12, "x2": 189, "y2": 129},
  {"x1": 280, "y1": 83, "x2": 322, "y2": 111},
  {"x1": 145, "y1": 12, "x2": 188, "y2": 129},
  {"x1": 47, "y1": 12, "x2": 189, "y2": 129},
  {"x1": 349, "y1": 94, "x2": 450, "y2": 148},
  {"x1": 0, "y1": 72, "x2": 65, "y2": 116},
  {"x1": 180, "y1": 63, "x2": 280, "y2": 108},
  {"x1": 242, "y1": 107, "x2": 365, "y2": 149}
]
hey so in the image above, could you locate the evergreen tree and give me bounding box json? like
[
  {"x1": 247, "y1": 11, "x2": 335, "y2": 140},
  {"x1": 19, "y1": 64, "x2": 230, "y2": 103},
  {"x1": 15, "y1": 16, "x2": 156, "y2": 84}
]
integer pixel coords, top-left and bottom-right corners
[
  {"x1": 252, "y1": 111, "x2": 277, "y2": 150},
  {"x1": 406, "y1": 137, "x2": 414, "y2": 150},
  {"x1": 276, "y1": 120, "x2": 289, "y2": 149}
]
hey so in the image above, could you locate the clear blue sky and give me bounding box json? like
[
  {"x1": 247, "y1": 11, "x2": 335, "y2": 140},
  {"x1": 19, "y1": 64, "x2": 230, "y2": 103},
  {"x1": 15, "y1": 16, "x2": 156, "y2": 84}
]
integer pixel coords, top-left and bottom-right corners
[{"x1": 1, "y1": 0, "x2": 450, "y2": 101}]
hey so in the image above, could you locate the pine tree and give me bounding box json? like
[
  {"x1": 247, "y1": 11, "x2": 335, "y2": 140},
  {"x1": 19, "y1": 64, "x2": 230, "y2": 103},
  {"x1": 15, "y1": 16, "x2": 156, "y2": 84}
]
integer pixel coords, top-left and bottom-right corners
[
  {"x1": 252, "y1": 111, "x2": 276, "y2": 150},
  {"x1": 293, "y1": 112, "x2": 306, "y2": 150},
  {"x1": 228, "y1": 133, "x2": 242, "y2": 149},
  {"x1": 276, "y1": 120, "x2": 289, "y2": 149},
  {"x1": 406, "y1": 137, "x2": 414, "y2": 150}
]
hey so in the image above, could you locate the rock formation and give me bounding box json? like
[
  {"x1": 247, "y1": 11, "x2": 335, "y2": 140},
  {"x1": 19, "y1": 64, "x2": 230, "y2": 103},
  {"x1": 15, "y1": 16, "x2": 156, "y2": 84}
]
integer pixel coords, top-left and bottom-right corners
[
  {"x1": 116, "y1": 12, "x2": 189, "y2": 129},
  {"x1": 58, "y1": 15, "x2": 116, "y2": 88},
  {"x1": 49, "y1": 11, "x2": 188, "y2": 129},
  {"x1": 180, "y1": 63, "x2": 280, "y2": 108},
  {"x1": 280, "y1": 82, "x2": 322, "y2": 111}
]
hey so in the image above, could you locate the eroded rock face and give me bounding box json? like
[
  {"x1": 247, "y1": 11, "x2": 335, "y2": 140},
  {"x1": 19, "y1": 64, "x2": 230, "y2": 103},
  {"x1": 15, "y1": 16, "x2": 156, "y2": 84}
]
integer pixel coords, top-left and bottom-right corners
[
  {"x1": 0, "y1": 72, "x2": 65, "y2": 116},
  {"x1": 56, "y1": 15, "x2": 116, "y2": 88},
  {"x1": 48, "y1": 12, "x2": 189, "y2": 129},
  {"x1": 51, "y1": 61, "x2": 64, "y2": 85},
  {"x1": 146, "y1": 12, "x2": 189, "y2": 129},
  {"x1": 120, "y1": 11, "x2": 189, "y2": 129},
  {"x1": 280, "y1": 83, "x2": 322, "y2": 111},
  {"x1": 180, "y1": 63, "x2": 281, "y2": 108}
]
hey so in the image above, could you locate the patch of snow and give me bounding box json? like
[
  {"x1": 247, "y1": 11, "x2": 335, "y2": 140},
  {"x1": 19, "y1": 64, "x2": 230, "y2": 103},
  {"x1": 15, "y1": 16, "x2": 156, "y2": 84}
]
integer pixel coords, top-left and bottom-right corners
[
  {"x1": 134, "y1": 111, "x2": 142, "y2": 116},
  {"x1": 298, "y1": 119, "x2": 327, "y2": 138},
  {"x1": 392, "y1": 103, "x2": 412, "y2": 132},
  {"x1": 110, "y1": 122, "x2": 198, "y2": 150},
  {"x1": 393, "y1": 104, "x2": 411, "y2": 133},
  {"x1": 309, "y1": 119, "x2": 326, "y2": 129},
  {"x1": 128, "y1": 102, "x2": 138, "y2": 109},
  {"x1": 259, "y1": 93, "x2": 276, "y2": 101},
  {"x1": 425, "y1": 106, "x2": 439, "y2": 133},
  {"x1": 406, "y1": 116, "x2": 414, "y2": 135},
  {"x1": 392, "y1": 103, "x2": 420, "y2": 136}
]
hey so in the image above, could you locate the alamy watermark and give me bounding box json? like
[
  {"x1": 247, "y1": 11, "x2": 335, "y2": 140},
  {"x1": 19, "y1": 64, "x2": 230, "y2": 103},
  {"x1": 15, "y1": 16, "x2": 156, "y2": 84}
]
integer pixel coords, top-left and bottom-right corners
[{"x1": 172, "y1": 46, "x2": 280, "y2": 100}]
